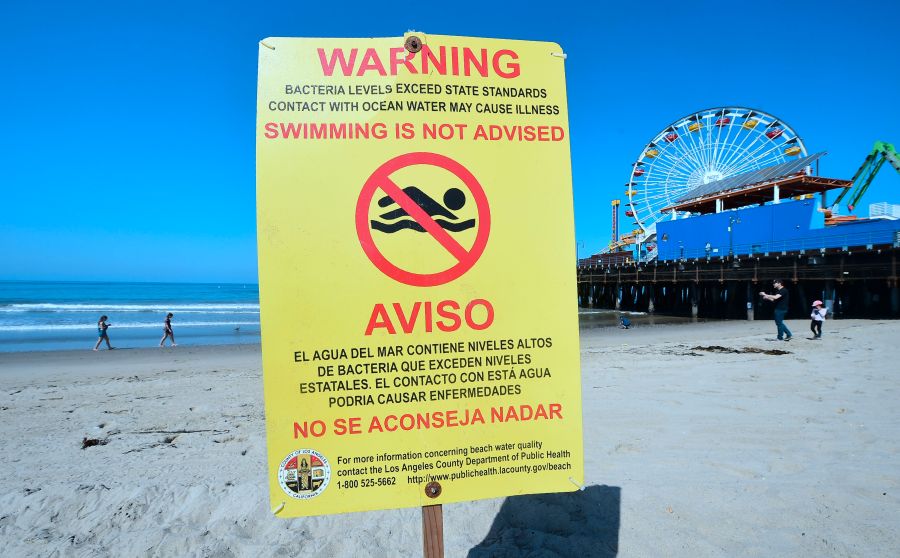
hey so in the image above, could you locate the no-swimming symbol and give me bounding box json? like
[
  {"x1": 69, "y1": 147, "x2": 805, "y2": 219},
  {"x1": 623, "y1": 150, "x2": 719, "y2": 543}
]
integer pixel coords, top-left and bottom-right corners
[
  {"x1": 355, "y1": 152, "x2": 491, "y2": 287},
  {"x1": 371, "y1": 186, "x2": 476, "y2": 234}
]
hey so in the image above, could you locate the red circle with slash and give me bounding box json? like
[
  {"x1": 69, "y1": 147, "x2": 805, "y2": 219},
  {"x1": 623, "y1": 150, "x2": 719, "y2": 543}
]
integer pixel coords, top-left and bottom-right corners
[{"x1": 355, "y1": 152, "x2": 491, "y2": 287}]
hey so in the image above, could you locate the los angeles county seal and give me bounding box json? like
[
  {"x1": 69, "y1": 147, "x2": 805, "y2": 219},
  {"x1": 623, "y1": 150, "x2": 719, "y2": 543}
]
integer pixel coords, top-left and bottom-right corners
[{"x1": 278, "y1": 449, "x2": 331, "y2": 499}]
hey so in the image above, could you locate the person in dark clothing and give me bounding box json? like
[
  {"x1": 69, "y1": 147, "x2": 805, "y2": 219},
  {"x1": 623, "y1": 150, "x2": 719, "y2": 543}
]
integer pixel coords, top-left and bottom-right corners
[
  {"x1": 159, "y1": 312, "x2": 177, "y2": 347},
  {"x1": 760, "y1": 279, "x2": 792, "y2": 341}
]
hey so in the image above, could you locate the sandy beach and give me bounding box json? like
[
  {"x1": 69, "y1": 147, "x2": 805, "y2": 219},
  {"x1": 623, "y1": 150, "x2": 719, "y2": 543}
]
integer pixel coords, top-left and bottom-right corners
[{"x1": 2, "y1": 319, "x2": 899, "y2": 556}]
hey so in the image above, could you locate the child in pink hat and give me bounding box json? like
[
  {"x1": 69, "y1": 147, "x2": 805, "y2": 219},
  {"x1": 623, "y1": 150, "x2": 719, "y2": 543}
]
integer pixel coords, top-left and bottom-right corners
[{"x1": 810, "y1": 300, "x2": 826, "y2": 339}]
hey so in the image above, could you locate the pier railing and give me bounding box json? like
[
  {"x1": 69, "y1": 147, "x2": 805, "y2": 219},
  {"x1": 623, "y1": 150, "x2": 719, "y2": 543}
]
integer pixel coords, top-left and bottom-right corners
[
  {"x1": 577, "y1": 252, "x2": 633, "y2": 267},
  {"x1": 657, "y1": 228, "x2": 900, "y2": 262}
]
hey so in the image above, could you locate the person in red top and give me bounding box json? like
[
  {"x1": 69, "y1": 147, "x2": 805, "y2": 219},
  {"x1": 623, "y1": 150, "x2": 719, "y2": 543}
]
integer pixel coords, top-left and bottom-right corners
[{"x1": 159, "y1": 312, "x2": 177, "y2": 347}]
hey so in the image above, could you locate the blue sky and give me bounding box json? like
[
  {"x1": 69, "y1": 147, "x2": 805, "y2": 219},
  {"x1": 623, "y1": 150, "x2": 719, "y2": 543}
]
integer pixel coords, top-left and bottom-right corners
[{"x1": 2, "y1": 0, "x2": 898, "y2": 283}]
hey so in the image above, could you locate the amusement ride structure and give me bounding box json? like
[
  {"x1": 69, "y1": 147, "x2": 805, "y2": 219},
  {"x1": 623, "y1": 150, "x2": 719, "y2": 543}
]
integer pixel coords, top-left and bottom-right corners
[
  {"x1": 611, "y1": 107, "x2": 808, "y2": 259},
  {"x1": 833, "y1": 141, "x2": 900, "y2": 213}
]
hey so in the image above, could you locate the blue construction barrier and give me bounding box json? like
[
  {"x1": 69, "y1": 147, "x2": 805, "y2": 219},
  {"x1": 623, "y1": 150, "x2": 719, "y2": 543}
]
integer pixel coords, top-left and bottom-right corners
[{"x1": 656, "y1": 199, "x2": 900, "y2": 261}]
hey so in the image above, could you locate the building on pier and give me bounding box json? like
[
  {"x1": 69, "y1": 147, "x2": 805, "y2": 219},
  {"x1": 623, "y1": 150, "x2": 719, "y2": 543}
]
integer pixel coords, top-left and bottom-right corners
[{"x1": 653, "y1": 153, "x2": 899, "y2": 262}]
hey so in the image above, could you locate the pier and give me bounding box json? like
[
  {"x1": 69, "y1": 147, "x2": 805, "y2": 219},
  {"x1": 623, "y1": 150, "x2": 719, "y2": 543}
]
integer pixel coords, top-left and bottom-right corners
[{"x1": 578, "y1": 244, "x2": 900, "y2": 319}]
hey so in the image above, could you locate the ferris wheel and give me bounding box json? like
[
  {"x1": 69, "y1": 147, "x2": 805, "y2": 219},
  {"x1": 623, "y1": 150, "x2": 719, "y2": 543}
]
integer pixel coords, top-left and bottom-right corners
[{"x1": 625, "y1": 107, "x2": 808, "y2": 237}]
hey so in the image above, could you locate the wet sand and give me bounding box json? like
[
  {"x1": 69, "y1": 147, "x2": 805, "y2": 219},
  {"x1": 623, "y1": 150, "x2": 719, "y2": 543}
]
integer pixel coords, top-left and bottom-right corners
[{"x1": 1, "y1": 319, "x2": 898, "y2": 556}]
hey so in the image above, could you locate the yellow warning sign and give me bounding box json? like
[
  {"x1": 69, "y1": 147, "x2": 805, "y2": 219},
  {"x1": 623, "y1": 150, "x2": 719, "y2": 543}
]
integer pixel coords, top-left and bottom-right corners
[{"x1": 257, "y1": 33, "x2": 582, "y2": 517}]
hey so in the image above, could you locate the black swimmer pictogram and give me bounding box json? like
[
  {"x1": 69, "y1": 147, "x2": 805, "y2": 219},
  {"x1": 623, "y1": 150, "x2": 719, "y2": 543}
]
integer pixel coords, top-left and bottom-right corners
[
  {"x1": 356, "y1": 152, "x2": 491, "y2": 286},
  {"x1": 371, "y1": 186, "x2": 476, "y2": 234}
]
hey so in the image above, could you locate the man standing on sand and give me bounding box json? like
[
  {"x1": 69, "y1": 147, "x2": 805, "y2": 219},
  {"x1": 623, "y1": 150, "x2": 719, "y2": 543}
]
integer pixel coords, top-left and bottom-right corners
[
  {"x1": 160, "y1": 312, "x2": 177, "y2": 347},
  {"x1": 760, "y1": 279, "x2": 792, "y2": 341}
]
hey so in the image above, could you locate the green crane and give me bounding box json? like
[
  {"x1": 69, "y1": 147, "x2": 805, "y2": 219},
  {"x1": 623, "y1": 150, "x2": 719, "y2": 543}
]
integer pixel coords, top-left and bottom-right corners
[{"x1": 832, "y1": 141, "x2": 900, "y2": 212}]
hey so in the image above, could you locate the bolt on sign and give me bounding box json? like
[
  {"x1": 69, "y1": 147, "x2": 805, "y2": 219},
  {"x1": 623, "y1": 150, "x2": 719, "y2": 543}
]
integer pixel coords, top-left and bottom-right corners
[{"x1": 257, "y1": 33, "x2": 582, "y2": 517}]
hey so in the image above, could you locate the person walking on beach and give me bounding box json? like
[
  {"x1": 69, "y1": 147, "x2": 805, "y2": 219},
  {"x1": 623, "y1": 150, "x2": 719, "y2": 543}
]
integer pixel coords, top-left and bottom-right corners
[
  {"x1": 760, "y1": 279, "x2": 792, "y2": 341},
  {"x1": 810, "y1": 300, "x2": 827, "y2": 339},
  {"x1": 93, "y1": 315, "x2": 113, "y2": 350},
  {"x1": 160, "y1": 312, "x2": 177, "y2": 347}
]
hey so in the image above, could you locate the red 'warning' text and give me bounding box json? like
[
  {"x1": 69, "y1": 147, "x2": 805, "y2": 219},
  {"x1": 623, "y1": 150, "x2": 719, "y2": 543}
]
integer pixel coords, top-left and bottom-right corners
[{"x1": 318, "y1": 46, "x2": 520, "y2": 79}]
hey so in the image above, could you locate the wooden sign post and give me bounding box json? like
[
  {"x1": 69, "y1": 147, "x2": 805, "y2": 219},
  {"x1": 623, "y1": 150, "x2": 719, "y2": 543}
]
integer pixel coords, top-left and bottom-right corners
[{"x1": 422, "y1": 504, "x2": 444, "y2": 558}]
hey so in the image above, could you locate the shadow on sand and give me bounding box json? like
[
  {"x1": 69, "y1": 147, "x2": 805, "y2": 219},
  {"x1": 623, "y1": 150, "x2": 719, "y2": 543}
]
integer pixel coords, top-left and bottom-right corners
[{"x1": 467, "y1": 485, "x2": 620, "y2": 557}]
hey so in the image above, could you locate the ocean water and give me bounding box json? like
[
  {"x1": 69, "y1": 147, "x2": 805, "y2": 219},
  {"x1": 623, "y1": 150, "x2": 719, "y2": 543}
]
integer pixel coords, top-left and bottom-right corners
[
  {"x1": 577, "y1": 308, "x2": 698, "y2": 328},
  {"x1": 0, "y1": 281, "x2": 697, "y2": 353},
  {"x1": 0, "y1": 281, "x2": 260, "y2": 352}
]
